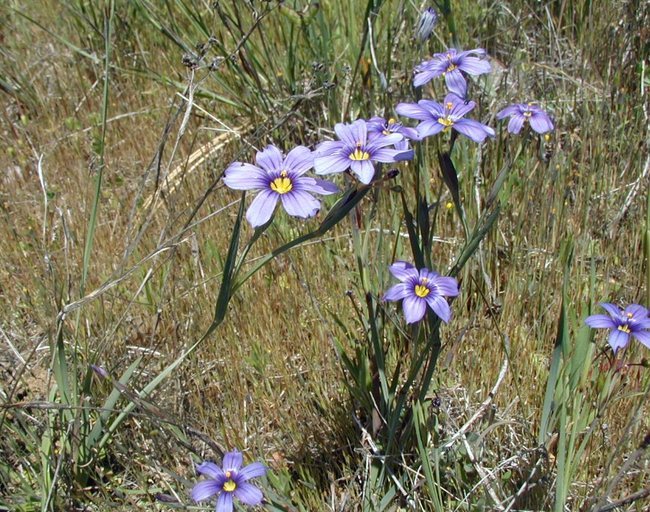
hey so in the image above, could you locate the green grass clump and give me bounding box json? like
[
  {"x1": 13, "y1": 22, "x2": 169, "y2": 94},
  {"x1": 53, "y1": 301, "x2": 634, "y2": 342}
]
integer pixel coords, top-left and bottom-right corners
[{"x1": 1, "y1": 0, "x2": 649, "y2": 510}]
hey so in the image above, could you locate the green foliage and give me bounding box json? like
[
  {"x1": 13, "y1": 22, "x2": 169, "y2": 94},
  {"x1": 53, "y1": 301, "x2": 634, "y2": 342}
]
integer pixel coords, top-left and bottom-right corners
[{"x1": 1, "y1": 0, "x2": 649, "y2": 510}]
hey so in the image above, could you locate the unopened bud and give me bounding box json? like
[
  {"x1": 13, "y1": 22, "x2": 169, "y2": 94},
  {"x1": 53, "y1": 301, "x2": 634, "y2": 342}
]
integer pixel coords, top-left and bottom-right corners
[
  {"x1": 91, "y1": 364, "x2": 109, "y2": 379},
  {"x1": 416, "y1": 7, "x2": 438, "y2": 43}
]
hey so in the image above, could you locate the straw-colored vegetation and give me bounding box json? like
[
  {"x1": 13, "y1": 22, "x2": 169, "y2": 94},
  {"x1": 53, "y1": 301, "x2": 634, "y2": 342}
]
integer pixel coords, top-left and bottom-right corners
[{"x1": 1, "y1": 0, "x2": 648, "y2": 510}]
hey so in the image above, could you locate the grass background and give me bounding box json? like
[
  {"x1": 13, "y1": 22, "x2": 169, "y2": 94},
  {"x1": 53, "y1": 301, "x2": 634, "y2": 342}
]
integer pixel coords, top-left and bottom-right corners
[{"x1": 0, "y1": 0, "x2": 649, "y2": 510}]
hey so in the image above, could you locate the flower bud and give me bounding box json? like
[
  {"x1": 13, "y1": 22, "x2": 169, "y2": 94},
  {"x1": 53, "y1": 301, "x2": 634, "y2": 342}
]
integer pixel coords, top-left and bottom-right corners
[{"x1": 416, "y1": 7, "x2": 438, "y2": 43}]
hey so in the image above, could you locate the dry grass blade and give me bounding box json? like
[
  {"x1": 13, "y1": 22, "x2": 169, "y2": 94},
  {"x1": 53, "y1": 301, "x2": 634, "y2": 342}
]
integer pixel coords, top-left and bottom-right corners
[{"x1": 141, "y1": 127, "x2": 244, "y2": 212}]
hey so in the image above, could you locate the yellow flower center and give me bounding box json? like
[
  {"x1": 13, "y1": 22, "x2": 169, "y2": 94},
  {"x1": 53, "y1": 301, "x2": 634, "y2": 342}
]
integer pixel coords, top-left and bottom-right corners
[
  {"x1": 438, "y1": 117, "x2": 454, "y2": 128},
  {"x1": 523, "y1": 111, "x2": 532, "y2": 118},
  {"x1": 382, "y1": 118, "x2": 397, "y2": 135},
  {"x1": 445, "y1": 63, "x2": 457, "y2": 74},
  {"x1": 618, "y1": 324, "x2": 631, "y2": 334},
  {"x1": 270, "y1": 170, "x2": 293, "y2": 194},
  {"x1": 350, "y1": 143, "x2": 370, "y2": 161},
  {"x1": 223, "y1": 479, "x2": 237, "y2": 492},
  {"x1": 415, "y1": 284, "x2": 430, "y2": 298}
]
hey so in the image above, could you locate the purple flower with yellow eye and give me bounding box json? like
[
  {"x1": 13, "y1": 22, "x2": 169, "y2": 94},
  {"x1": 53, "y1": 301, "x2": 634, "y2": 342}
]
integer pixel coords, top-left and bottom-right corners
[
  {"x1": 223, "y1": 145, "x2": 338, "y2": 228},
  {"x1": 414, "y1": 48, "x2": 491, "y2": 97},
  {"x1": 367, "y1": 116, "x2": 420, "y2": 151},
  {"x1": 314, "y1": 119, "x2": 413, "y2": 184},
  {"x1": 383, "y1": 261, "x2": 459, "y2": 324},
  {"x1": 496, "y1": 103, "x2": 554, "y2": 134},
  {"x1": 191, "y1": 451, "x2": 267, "y2": 512},
  {"x1": 585, "y1": 303, "x2": 650, "y2": 353},
  {"x1": 396, "y1": 93, "x2": 495, "y2": 143}
]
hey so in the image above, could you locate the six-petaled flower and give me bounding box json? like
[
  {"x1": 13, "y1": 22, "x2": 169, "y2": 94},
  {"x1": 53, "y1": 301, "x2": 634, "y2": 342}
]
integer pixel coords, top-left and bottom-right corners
[
  {"x1": 585, "y1": 303, "x2": 650, "y2": 353},
  {"x1": 223, "y1": 145, "x2": 338, "y2": 227},
  {"x1": 496, "y1": 103, "x2": 554, "y2": 134},
  {"x1": 314, "y1": 120, "x2": 413, "y2": 184},
  {"x1": 383, "y1": 261, "x2": 459, "y2": 324},
  {"x1": 396, "y1": 93, "x2": 495, "y2": 143},
  {"x1": 191, "y1": 451, "x2": 267, "y2": 512},
  {"x1": 414, "y1": 48, "x2": 491, "y2": 98}
]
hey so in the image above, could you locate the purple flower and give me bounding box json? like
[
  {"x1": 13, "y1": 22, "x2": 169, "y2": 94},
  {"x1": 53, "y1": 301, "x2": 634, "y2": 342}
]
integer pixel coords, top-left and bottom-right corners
[
  {"x1": 383, "y1": 261, "x2": 459, "y2": 324},
  {"x1": 191, "y1": 451, "x2": 267, "y2": 512},
  {"x1": 314, "y1": 120, "x2": 413, "y2": 184},
  {"x1": 90, "y1": 364, "x2": 109, "y2": 379},
  {"x1": 496, "y1": 103, "x2": 554, "y2": 134},
  {"x1": 396, "y1": 93, "x2": 495, "y2": 143},
  {"x1": 367, "y1": 116, "x2": 420, "y2": 151},
  {"x1": 223, "y1": 145, "x2": 338, "y2": 228},
  {"x1": 416, "y1": 7, "x2": 438, "y2": 42},
  {"x1": 414, "y1": 48, "x2": 491, "y2": 97},
  {"x1": 585, "y1": 303, "x2": 650, "y2": 353}
]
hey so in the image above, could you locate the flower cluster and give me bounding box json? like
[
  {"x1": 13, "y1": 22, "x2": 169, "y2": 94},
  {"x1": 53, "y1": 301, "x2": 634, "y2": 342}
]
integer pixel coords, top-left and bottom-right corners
[
  {"x1": 218, "y1": 26, "x2": 557, "y2": 329},
  {"x1": 222, "y1": 117, "x2": 417, "y2": 228},
  {"x1": 186, "y1": 9, "x2": 626, "y2": 512},
  {"x1": 413, "y1": 44, "x2": 553, "y2": 136},
  {"x1": 585, "y1": 303, "x2": 650, "y2": 353}
]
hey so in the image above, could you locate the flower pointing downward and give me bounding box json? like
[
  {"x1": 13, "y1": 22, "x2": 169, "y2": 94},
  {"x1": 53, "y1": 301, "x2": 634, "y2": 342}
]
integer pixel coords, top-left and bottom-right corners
[{"x1": 496, "y1": 103, "x2": 554, "y2": 134}]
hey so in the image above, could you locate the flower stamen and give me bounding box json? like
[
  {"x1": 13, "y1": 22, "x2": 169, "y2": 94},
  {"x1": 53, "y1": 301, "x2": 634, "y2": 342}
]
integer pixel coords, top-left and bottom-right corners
[
  {"x1": 415, "y1": 284, "x2": 430, "y2": 298},
  {"x1": 270, "y1": 170, "x2": 293, "y2": 194},
  {"x1": 223, "y1": 480, "x2": 237, "y2": 492},
  {"x1": 438, "y1": 117, "x2": 454, "y2": 128},
  {"x1": 618, "y1": 324, "x2": 631, "y2": 334},
  {"x1": 350, "y1": 143, "x2": 370, "y2": 161}
]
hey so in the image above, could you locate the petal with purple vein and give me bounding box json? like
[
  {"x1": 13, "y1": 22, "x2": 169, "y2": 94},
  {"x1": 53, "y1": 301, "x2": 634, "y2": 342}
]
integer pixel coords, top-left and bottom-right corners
[
  {"x1": 281, "y1": 190, "x2": 321, "y2": 218},
  {"x1": 246, "y1": 190, "x2": 278, "y2": 227},
  {"x1": 256, "y1": 145, "x2": 284, "y2": 173},
  {"x1": 283, "y1": 146, "x2": 314, "y2": 176},
  {"x1": 403, "y1": 296, "x2": 427, "y2": 323}
]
